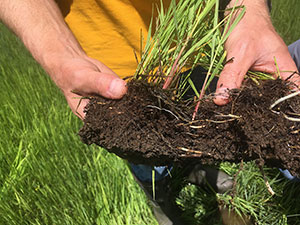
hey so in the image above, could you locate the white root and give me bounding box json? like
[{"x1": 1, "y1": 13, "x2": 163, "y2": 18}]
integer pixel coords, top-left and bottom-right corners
[
  {"x1": 270, "y1": 90, "x2": 300, "y2": 122},
  {"x1": 178, "y1": 147, "x2": 212, "y2": 156},
  {"x1": 270, "y1": 90, "x2": 300, "y2": 111},
  {"x1": 146, "y1": 105, "x2": 179, "y2": 120},
  {"x1": 283, "y1": 113, "x2": 300, "y2": 122},
  {"x1": 259, "y1": 165, "x2": 275, "y2": 196},
  {"x1": 215, "y1": 113, "x2": 241, "y2": 119}
]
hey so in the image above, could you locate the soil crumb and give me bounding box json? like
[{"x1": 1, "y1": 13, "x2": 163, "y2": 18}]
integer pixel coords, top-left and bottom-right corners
[{"x1": 79, "y1": 79, "x2": 300, "y2": 176}]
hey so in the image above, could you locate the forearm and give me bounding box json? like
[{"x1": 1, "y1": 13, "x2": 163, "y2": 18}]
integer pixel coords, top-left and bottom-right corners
[{"x1": 0, "y1": 0, "x2": 85, "y2": 81}]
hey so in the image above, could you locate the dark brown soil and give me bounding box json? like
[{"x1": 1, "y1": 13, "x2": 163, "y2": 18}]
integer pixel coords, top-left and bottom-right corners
[{"x1": 79, "y1": 79, "x2": 300, "y2": 176}]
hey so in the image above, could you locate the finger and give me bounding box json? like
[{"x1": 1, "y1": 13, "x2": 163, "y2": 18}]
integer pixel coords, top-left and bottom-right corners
[
  {"x1": 74, "y1": 71, "x2": 128, "y2": 99},
  {"x1": 273, "y1": 55, "x2": 299, "y2": 86},
  {"x1": 88, "y1": 57, "x2": 117, "y2": 75},
  {"x1": 252, "y1": 52, "x2": 300, "y2": 87},
  {"x1": 74, "y1": 98, "x2": 89, "y2": 119},
  {"x1": 252, "y1": 52, "x2": 298, "y2": 78},
  {"x1": 214, "y1": 57, "x2": 253, "y2": 105},
  {"x1": 65, "y1": 92, "x2": 89, "y2": 120}
]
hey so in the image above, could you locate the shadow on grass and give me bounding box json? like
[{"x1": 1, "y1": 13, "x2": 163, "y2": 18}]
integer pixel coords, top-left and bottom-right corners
[{"x1": 278, "y1": 178, "x2": 300, "y2": 224}]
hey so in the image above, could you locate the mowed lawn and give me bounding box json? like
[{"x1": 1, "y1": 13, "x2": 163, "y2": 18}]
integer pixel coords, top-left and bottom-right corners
[
  {"x1": 0, "y1": 1, "x2": 300, "y2": 225},
  {"x1": 0, "y1": 20, "x2": 156, "y2": 225}
]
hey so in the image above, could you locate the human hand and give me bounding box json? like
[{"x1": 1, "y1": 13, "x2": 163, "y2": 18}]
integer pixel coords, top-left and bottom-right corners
[
  {"x1": 49, "y1": 56, "x2": 127, "y2": 119},
  {"x1": 0, "y1": 0, "x2": 127, "y2": 119},
  {"x1": 214, "y1": 0, "x2": 299, "y2": 105}
]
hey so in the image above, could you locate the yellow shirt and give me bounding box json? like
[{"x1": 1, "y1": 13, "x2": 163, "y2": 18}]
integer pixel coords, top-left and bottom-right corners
[{"x1": 56, "y1": 0, "x2": 171, "y2": 78}]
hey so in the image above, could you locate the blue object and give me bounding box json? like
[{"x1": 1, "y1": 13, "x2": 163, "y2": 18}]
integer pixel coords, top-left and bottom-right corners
[
  {"x1": 130, "y1": 164, "x2": 172, "y2": 183},
  {"x1": 279, "y1": 169, "x2": 300, "y2": 182},
  {"x1": 288, "y1": 39, "x2": 300, "y2": 72}
]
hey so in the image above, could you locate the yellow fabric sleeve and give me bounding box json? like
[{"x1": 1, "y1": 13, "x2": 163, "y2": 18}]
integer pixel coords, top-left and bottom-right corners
[{"x1": 56, "y1": 0, "x2": 170, "y2": 78}]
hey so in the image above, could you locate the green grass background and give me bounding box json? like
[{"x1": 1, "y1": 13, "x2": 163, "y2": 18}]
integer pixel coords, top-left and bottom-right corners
[
  {"x1": 0, "y1": 0, "x2": 300, "y2": 224},
  {"x1": 0, "y1": 18, "x2": 155, "y2": 225}
]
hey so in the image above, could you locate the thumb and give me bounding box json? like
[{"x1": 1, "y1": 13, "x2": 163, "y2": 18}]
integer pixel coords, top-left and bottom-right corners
[
  {"x1": 214, "y1": 58, "x2": 252, "y2": 105},
  {"x1": 67, "y1": 71, "x2": 127, "y2": 120},
  {"x1": 76, "y1": 71, "x2": 127, "y2": 99}
]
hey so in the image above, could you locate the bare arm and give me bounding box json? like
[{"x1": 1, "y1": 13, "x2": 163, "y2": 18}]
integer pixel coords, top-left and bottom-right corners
[
  {"x1": 0, "y1": 0, "x2": 127, "y2": 118},
  {"x1": 215, "y1": 0, "x2": 299, "y2": 105}
]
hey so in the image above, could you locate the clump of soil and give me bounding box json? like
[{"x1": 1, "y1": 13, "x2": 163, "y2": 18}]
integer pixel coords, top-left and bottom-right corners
[{"x1": 79, "y1": 79, "x2": 300, "y2": 176}]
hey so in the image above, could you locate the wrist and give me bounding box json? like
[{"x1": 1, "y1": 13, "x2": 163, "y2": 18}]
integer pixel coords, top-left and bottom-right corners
[
  {"x1": 226, "y1": 0, "x2": 269, "y2": 9},
  {"x1": 225, "y1": 0, "x2": 273, "y2": 29},
  {"x1": 33, "y1": 27, "x2": 86, "y2": 78},
  {"x1": 41, "y1": 35, "x2": 86, "y2": 71},
  {"x1": 223, "y1": 0, "x2": 271, "y2": 15}
]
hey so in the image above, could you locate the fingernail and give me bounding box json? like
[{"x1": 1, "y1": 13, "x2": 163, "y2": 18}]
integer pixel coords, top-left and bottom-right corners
[{"x1": 107, "y1": 79, "x2": 126, "y2": 98}]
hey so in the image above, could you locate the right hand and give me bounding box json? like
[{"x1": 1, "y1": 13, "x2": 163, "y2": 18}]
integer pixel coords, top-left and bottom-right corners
[
  {"x1": 49, "y1": 55, "x2": 127, "y2": 119},
  {"x1": 0, "y1": 0, "x2": 126, "y2": 120}
]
